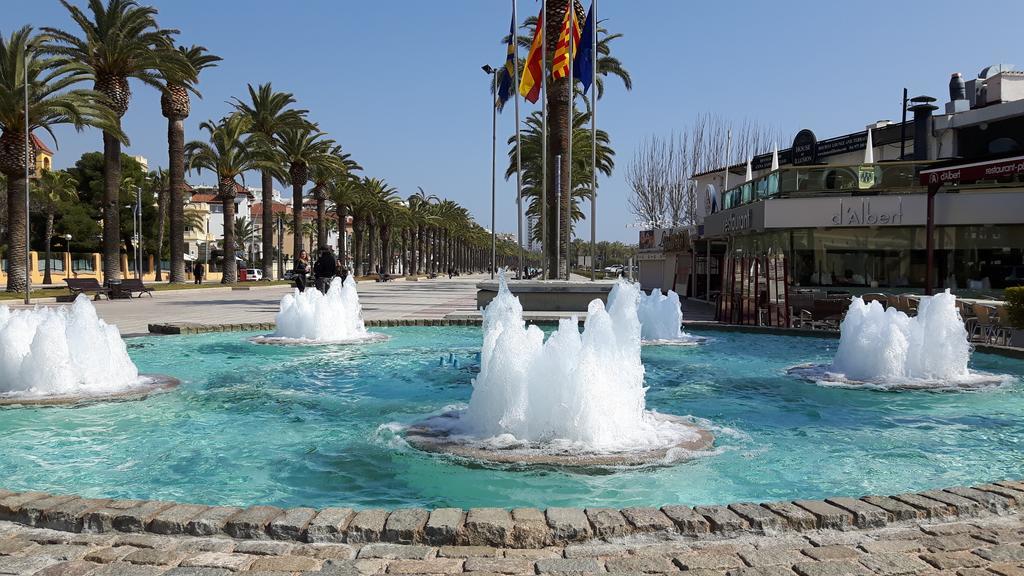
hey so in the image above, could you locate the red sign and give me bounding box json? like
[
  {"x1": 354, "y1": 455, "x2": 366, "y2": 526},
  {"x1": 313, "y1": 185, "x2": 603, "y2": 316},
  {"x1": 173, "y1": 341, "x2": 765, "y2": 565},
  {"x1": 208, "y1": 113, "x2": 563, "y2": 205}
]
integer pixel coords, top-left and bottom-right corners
[{"x1": 920, "y1": 155, "x2": 1024, "y2": 186}]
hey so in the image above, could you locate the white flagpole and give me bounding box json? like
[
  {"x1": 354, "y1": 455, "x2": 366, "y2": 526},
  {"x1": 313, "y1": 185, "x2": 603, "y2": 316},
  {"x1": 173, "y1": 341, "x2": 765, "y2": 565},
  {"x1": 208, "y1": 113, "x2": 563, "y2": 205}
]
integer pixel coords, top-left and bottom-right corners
[
  {"x1": 24, "y1": 47, "x2": 31, "y2": 304},
  {"x1": 512, "y1": 0, "x2": 524, "y2": 279},
  {"x1": 565, "y1": 0, "x2": 573, "y2": 280},
  {"x1": 589, "y1": 0, "x2": 596, "y2": 282},
  {"x1": 541, "y1": 0, "x2": 548, "y2": 279}
]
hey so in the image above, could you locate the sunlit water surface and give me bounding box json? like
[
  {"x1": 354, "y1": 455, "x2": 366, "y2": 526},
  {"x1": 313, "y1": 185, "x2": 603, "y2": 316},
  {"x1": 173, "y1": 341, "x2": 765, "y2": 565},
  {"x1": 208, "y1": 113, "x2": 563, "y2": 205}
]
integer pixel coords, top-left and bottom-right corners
[{"x1": 0, "y1": 327, "x2": 1021, "y2": 509}]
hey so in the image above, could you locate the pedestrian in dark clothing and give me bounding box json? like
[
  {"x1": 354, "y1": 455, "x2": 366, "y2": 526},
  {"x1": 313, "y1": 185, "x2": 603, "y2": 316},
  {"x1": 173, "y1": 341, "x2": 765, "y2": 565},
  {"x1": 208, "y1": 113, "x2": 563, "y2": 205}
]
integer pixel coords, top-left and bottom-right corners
[
  {"x1": 339, "y1": 267, "x2": 349, "y2": 284},
  {"x1": 313, "y1": 247, "x2": 338, "y2": 293},
  {"x1": 193, "y1": 262, "x2": 205, "y2": 285},
  {"x1": 294, "y1": 250, "x2": 310, "y2": 292}
]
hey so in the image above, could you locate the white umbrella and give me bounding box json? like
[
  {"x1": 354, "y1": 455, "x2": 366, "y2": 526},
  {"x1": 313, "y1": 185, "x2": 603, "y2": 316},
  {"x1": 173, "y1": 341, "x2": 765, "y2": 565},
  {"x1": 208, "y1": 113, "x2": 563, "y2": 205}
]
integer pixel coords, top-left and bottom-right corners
[
  {"x1": 744, "y1": 157, "x2": 753, "y2": 182},
  {"x1": 863, "y1": 128, "x2": 874, "y2": 164},
  {"x1": 771, "y1": 142, "x2": 779, "y2": 171},
  {"x1": 183, "y1": 253, "x2": 196, "y2": 262}
]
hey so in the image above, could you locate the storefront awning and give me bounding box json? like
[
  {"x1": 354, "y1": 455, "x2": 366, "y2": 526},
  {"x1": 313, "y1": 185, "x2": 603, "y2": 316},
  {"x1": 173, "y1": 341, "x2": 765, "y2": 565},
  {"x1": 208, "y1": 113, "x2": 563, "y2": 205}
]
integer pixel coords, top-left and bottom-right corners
[{"x1": 919, "y1": 154, "x2": 1024, "y2": 186}]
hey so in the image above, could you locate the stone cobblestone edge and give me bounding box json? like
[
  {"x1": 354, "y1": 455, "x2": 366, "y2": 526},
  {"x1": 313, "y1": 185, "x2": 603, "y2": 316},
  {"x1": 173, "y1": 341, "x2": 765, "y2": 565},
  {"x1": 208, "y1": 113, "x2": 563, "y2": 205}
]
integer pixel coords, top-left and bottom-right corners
[{"x1": 2, "y1": 481, "x2": 1023, "y2": 548}]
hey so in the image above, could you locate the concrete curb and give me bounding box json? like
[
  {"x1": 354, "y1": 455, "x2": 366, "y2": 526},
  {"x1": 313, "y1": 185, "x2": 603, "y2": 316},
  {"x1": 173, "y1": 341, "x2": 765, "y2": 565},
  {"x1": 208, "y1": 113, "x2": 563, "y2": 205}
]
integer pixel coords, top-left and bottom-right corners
[{"x1": 0, "y1": 482, "x2": 1021, "y2": 547}]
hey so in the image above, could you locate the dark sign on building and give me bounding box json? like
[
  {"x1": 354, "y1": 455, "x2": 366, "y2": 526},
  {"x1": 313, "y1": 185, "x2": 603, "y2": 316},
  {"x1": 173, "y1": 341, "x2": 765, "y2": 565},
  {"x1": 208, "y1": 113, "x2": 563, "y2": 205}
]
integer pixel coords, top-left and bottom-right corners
[{"x1": 791, "y1": 129, "x2": 818, "y2": 165}]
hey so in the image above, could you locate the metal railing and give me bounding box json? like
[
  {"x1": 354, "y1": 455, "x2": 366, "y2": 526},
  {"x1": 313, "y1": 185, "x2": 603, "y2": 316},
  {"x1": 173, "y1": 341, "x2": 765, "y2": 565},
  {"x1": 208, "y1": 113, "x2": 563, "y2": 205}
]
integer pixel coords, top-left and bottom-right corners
[{"x1": 720, "y1": 161, "x2": 936, "y2": 211}]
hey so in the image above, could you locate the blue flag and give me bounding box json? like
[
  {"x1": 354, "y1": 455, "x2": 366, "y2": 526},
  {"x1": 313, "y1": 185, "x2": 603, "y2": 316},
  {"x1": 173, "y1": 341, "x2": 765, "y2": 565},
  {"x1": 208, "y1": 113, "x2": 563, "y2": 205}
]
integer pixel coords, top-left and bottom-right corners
[
  {"x1": 496, "y1": 15, "x2": 516, "y2": 108},
  {"x1": 573, "y1": 2, "x2": 594, "y2": 94}
]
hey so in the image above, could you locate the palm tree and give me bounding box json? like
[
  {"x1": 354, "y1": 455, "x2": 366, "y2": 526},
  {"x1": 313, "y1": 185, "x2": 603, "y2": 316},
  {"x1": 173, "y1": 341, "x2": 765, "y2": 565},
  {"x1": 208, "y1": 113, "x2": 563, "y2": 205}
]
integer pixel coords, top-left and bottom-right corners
[
  {"x1": 308, "y1": 146, "x2": 360, "y2": 250},
  {"x1": 407, "y1": 187, "x2": 438, "y2": 275},
  {"x1": 159, "y1": 44, "x2": 220, "y2": 283},
  {"x1": 329, "y1": 175, "x2": 361, "y2": 267},
  {"x1": 231, "y1": 83, "x2": 309, "y2": 280},
  {"x1": 507, "y1": 109, "x2": 613, "y2": 246},
  {"x1": 148, "y1": 168, "x2": 168, "y2": 280},
  {"x1": 233, "y1": 216, "x2": 255, "y2": 260},
  {"x1": 357, "y1": 177, "x2": 400, "y2": 275},
  {"x1": 32, "y1": 169, "x2": 78, "y2": 285},
  {"x1": 275, "y1": 126, "x2": 338, "y2": 260},
  {"x1": 0, "y1": 26, "x2": 121, "y2": 293},
  {"x1": 44, "y1": 0, "x2": 189, "y2": 284},
  {"x1": 512, "y1": 5, "x2": 630, "y2": 276},
  {"x1": 185, "y1": 114, "x2": 259, "y2": 284}
]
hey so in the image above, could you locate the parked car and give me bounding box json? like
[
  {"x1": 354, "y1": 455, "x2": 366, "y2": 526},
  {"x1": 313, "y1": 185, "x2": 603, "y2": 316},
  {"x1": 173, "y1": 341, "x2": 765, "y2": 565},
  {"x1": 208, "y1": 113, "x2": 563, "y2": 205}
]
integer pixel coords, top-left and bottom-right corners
[
  {"x1": 244, "y1": 268, "x2": 263, "y2": 281},
  {"x1": 283, "y1": 269, "x2": 297, "y2": 281}
]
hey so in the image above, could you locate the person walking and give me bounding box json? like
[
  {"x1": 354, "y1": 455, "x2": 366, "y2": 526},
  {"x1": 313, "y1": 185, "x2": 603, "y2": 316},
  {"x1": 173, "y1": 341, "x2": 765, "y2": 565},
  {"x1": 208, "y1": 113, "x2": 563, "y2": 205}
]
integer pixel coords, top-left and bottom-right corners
[
  {"x1": 193, "y1": 261, "x2": 205, "y2": 285},
  {"x1": 294, "y1": 249, "x2": 310, "y2": 292},
  {"x1": 313, "y1": 246, "x2": 338, "y2": 293}
]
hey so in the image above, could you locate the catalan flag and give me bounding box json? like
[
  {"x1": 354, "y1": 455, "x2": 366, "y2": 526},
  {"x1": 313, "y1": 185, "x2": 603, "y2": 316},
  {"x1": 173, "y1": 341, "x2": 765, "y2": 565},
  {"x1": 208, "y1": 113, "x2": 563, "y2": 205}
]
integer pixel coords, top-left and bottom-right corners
[
  {"x1": 495, "y1": 15, "x2": 516, "y2": 109},
  {"x1": 518, "y1": 7, "x2": 544, "y2": 103},
  {"x1": 552, "y1": 0, "x2": 581, "y2": 81}
]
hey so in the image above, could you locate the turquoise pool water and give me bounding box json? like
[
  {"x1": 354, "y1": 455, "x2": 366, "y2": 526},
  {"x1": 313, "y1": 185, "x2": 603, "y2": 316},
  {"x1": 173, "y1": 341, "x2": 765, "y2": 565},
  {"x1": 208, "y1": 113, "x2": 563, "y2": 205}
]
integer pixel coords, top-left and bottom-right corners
[{"x1": 1, "y1": 327, "x2": 1022, "y2": 510}]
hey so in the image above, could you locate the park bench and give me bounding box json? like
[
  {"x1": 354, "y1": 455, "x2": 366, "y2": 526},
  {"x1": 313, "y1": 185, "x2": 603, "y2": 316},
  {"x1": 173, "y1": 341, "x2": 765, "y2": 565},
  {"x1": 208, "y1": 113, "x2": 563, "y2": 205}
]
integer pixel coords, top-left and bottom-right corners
[
  {"x1": 116, "y1": 278, "x2": 155, "y2": 299},
  {"x1": 64, "y1": 278, "x2": 112, "y2": 300}
]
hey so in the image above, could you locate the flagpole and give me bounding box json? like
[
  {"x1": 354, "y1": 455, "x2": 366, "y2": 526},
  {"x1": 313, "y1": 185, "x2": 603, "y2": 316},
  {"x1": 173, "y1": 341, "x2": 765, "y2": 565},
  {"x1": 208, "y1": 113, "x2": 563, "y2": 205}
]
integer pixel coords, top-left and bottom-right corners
[
  {"x1": 512, "y1": 0, "x2": 524, "y2": 280},
  {"x1": 589, "y1": 0, "x2": 597, "y2": 282},
  {"x1": 565, "y1": 0, "x2": 573, "y2": 280},
  {"x1": 541, "y1": 0, "x2": 548, "y2": 280},
  {"x1": 24, "y1": 47, "x2": 31, "y2": 305}
]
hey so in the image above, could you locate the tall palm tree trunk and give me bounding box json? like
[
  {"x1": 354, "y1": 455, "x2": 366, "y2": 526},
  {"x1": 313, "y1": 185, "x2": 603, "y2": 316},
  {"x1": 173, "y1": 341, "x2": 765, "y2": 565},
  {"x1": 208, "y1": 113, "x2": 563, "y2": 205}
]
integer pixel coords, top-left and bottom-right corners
[
  {"x1": 221, "y1": 196, "x2": 237, "y2": 283},
  {"x1": 315, "y1": 193, "x2": 327, "y2": 250},
  {"x1": 352, "y1": 218, "x2": 364, "y2": 275},
  {"x1": 155, "y1": 185, "x2": 166, "y2": 281},
  {"x1": 335, "y1": 203, "x2": 348, "y2": 265},
  {"x1": 260, "y1": 171, "x2": 274, "y2": 280},
  {"x1": 4, "y1": 175, "x2": 28, "y2": 293},
  {"x1": 367, "y1": 217, "x2": 378, "y2": 274},
  {"x1": 168, "y1": 117, "x2": 186, "y2": 282},
  {"x1": 417, "y1": 224, "x2": 425, "y2": 274},
  {"x1": 102, "y1": 130, "x2": 122, "y2": 283},
  {"x1": 43, "y1": 213, "x2": 54, "y2": 285},
  {"x1": 291, "y1": 179, "x2": 303, "y2": 259},
  {"x1": 543, "y1": 1, "x2": 572, "y2": 279}
]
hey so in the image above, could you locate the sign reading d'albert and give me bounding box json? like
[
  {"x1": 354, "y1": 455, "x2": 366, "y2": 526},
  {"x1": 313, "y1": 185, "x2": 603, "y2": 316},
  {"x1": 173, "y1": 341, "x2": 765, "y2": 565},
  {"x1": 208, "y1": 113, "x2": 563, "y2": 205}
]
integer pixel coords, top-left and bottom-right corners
[{"x1": 831, "y1": 197, "x2": 903, "y2": 226}]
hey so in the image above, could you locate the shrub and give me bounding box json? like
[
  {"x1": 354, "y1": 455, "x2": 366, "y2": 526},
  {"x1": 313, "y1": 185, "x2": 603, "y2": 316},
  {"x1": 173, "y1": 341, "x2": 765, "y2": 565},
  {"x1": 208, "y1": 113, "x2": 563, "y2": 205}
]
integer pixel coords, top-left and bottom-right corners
[{"x1": 1007, "y1": 287, "x2": 1024, "y2": 328}]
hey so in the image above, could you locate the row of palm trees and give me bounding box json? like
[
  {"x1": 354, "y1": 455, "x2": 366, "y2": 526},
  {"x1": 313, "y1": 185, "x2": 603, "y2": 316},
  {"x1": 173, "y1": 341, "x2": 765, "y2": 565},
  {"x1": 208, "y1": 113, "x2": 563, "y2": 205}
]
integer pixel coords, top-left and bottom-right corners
[{"x1": 0, "y1": 0, "x2": 523, "y2": 292}]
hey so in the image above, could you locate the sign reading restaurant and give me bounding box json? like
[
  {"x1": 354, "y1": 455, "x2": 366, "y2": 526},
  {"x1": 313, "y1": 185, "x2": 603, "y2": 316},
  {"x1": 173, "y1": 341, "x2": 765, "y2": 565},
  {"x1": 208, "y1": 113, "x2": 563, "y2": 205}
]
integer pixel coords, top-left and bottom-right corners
[{"x1": 920, "y1": 154, "x2": 1024, "y2": 186}]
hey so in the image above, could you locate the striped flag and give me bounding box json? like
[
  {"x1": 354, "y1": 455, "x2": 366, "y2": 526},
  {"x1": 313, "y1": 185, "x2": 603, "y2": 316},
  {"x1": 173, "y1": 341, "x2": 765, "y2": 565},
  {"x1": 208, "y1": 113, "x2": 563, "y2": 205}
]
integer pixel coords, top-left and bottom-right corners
[
  {"x1": 551, "y1": 0, "x2": 581, "y2": 80},
  {"x1": 517, "y1": 7, "x2": 544, "y2": 103}
]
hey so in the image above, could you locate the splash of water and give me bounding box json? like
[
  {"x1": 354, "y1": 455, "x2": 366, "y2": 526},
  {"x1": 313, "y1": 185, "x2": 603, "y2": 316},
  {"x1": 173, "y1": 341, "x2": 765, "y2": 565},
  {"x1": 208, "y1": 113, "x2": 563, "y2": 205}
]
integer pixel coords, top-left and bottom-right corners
[
  {"x1": 627, "y1": 288, "x2": 703, "y2": 343},
  {"x1": 455, "y1": 272, "x2": 700, "y2": 452},
  {"x1": 830, "y1": 290, "x2": 971, "y2": 382},
  {"x1": 0, "y1": 296, "x2": 140, "y2": 398},
  {"x1": 270, "y1": 277, "x2": 375, "y2": 342}
]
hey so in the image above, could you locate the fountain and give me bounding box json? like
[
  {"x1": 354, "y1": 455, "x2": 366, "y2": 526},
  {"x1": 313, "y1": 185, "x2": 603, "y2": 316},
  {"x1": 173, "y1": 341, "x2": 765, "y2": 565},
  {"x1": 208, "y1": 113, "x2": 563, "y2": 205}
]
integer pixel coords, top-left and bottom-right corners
[
  {"x1": 788, "y1": 290, "x2": 1012, "y2": 390},
  {"x1": 406, "y1": 273, "x2": 713, "y2": 466},
  {"x1": 252, "y1": 277, "x2": 385, "y2": 345},
  {"x1": 630, "y1": 288, "x2": 705, "y2": 345},
  {"x1": 0, "y1": 296, "x2": 178, "y2": 406}
]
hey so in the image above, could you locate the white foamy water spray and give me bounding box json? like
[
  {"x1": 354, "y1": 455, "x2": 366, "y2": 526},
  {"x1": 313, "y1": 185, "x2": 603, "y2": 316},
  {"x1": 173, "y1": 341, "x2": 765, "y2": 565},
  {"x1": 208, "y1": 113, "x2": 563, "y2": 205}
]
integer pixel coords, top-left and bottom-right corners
[
  {"x1": 627, "y1": 288, "x2": 704, "y2": 344},
  {"x1": 0, "y1": 296, "x2": 141, "y2": 398},
  {"x1": 451, "y1": 272, "x2": 701, "y2": 453},
  {"x1": 789, "y1": 290, "x2": 1013, "y2": 390},
  {"x1": 263, "y1": 277, "x2": 381, "y2": 343}
]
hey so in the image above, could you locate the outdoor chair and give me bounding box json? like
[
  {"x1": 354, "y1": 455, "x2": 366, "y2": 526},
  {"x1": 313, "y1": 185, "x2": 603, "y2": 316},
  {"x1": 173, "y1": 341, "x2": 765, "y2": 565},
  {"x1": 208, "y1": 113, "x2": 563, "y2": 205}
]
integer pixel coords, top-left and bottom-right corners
[
  {"x1": 64, "y1": 278, "x2": 111, "y2": 300},
  {"x1": 861, "y1": 293, "x2": 888, "y2": 307},
  {"x1": 994, "y1": 306, "x2": 1014, "y2": 346},
  {"x1": 958, "y1": 300, "x2": 978, "y2": 336},
  {"x1": 970, "y1": 303, "x2": 998, "y2": 343}
]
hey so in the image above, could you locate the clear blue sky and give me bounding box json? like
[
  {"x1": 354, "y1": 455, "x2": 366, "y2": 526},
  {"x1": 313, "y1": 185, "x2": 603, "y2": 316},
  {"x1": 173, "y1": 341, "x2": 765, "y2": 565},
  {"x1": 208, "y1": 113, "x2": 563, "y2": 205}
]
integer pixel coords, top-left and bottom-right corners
[{"x1": 8, "y1": 0, "x2": 1023, "y2": 242}]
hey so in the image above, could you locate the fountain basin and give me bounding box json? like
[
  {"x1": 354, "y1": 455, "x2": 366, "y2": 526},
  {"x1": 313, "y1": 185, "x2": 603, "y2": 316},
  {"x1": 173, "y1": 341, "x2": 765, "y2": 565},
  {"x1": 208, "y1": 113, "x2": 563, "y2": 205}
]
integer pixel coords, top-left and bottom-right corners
[
  {"x1": 250, "y1": 333, "x2": 389, "y2": 346},
  {"x1": 405, "y1": 410, "x2": 714, "y2": 467},
  {"x1": 0, "y1": 374, "x2": 180, "y2": 407},
  {"x1": 786, "y1": 363, "x2": 1013, "y2": 392}
]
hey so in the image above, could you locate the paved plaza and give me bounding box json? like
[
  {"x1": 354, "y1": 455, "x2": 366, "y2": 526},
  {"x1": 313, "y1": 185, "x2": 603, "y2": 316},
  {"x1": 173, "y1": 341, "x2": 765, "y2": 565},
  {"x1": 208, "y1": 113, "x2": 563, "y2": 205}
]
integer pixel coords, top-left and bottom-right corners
[
  {"x1": 7, "y1": 276, "x2": 487, "y2": 336},
  {"x1": 2, "y1": 512, "x2": 1024, "y2": 575}
]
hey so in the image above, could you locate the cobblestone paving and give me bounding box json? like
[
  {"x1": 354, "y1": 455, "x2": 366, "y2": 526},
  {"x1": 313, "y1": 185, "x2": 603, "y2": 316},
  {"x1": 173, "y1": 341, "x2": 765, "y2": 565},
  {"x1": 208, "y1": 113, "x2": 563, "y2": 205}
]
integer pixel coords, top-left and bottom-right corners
[{"x1": 3, "y1": 514, "x2": 1024, "y2": 575}]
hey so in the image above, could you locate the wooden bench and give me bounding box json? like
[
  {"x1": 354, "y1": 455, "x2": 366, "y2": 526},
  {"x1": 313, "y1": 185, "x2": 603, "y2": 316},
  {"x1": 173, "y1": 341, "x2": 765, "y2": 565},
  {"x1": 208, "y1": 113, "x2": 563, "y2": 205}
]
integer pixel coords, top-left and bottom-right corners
[
  {"x1": 117, "y1": 278, "x2": 154, "y2": 298},
  {"x1": 64, "y1": 278, "x2": 112, "y2": 300}
]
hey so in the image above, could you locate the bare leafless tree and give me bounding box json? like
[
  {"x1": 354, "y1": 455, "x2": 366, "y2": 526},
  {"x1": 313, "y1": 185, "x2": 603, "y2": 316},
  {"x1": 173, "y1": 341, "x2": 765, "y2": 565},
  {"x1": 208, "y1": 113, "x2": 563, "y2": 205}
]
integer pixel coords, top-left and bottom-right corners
[{"x1": 626, "y1": 135, "x2": 668, "y2": 228}]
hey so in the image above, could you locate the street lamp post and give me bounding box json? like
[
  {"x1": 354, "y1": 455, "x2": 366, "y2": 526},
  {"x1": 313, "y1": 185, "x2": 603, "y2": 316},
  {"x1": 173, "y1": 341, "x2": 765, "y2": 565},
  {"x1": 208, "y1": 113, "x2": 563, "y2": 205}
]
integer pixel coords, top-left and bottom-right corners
[
  {"x1": 64, "y1": 234, "x2": 72, "y2": 280},
  {"x1": 482, "y1": 64, "x2": 498, "y2": 279}
]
